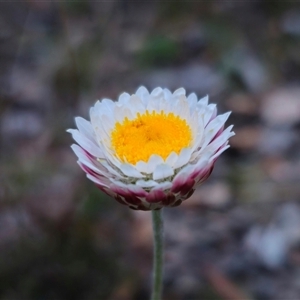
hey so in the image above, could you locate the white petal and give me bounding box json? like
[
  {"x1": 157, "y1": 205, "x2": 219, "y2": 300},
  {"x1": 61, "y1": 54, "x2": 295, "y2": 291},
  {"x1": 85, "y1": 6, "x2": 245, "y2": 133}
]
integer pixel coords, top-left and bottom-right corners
[
  {"x1": 151, "y1": 87, "x2": 163, "y2": 97},
  {"x1": 98, "y1": 159, "x2": 124, "y2": 178},
  {"x1": 135, "y1": 154, "x2": 164, "y2": 174},
  {"x1": 200, "y1": 112, "x2": 231, "y2": 150},
  {"x1": 119, "y1": 163, "x2": 145, "y2": 178},
  {"x1": 127, "y1": 95, "x2": 147, "y2": 117},
  {"x1": 135, "y1": 161, "x2": 150, "y2": 173},
  {"x1": 135, "y1": 86, "x2": 149, "y2": 104},
  {"x1": 96, "y1": 114, "x2": 115, "y2": 139},
  {"x1": 209, "y1": 144, "x2": 230, "y2": 162},
  {"x1": 165, "y1": 152, "x2": 178, "y2": 167},
  {"x1": 86, "y1": 173, "x2": 110, "y2": 187},
  {"x1": 173, "y1": 87, "x2": 186, "y2": 96},
  {"x1": 92, "y1": 98, "x2": 114, "y2": 116},
  {"x1": 157, "y1": 94, "x2": 172, "y2": 114},
  {"x1": 198, "y1": 95, "x2": 209, "y2": 106},
  {"x1": 187, "y1": 93, "x2": 197, "y2": 112},
  {"x1": 90, "y1": 102, "x2": 116, "y2": 141},
  {"x1": 207, "y1": 111, "x2": 231, "y2": 131},
  {"x1": 71, "y1": 143, "x2": 87, "y2": 160},
  {"x1": 173, "y1": 148, "x2": 193, "y2": 169},
  {"x1": 136, "y1": 180, "x2": 159, "y2": 188},
  {"x1": 98, "y1": 147, "x2": 123, "y2": 169},
  {"x1": 152, "y1": 181, "x2": 172, "y2": 191},
  {"x1": 71, "y1": 144, "x2": 108, "y2": 176},
  {"x1": 147, "y1": 92, "x2": 164, "y2": 112},
  {"x1": 71, "y1": 144, "x2": 93, "y2": 165},
  {"x1": 175, "y1": 153, "x2": 210, "y2": 180},
  {"x1": 153, "y1": 163, "x2": 174, "y2": 180},
  {"x1": 173, "y1": 95, "x2": 190, "y2": 120},
  {"x1": 109, "y1": 179, "x2": 129, "y2": 188},
  {"x1": 190, "y1": 111, "x2": 203, "y2": 145},
  {"x1": 118, "y1": 92, "x2": 130, "y2": 105},
  {"x1": 75, "y1": 117, "x2": 94, "y2": 140},
  {"x1": 203, "y1": 104, "x2": 217, "y2": 126},
  {"x1": 163, "y1": 88, "x2": 172, "y2": 101},
  {"x1": 205, "y1": 125, "x2": 235, "y2": 154},
  {"x1": 148, "y1": 155, "x2": 164, "y2": 171},
  {"x1": 110, "y1": 180, "x2": 148, "y2": 196},
  {"x1": 67, "y1": 129, "x2": 104, "y2": 158},
  {"x1": 191, "y1": 115, "x2": 205, "y2": 152},
  {"x1": 173, "y1": 163, "x2": 194, "y2": 181},
  {"x1": 114, "y1": 103, "x2": 127, "y2": 123}
]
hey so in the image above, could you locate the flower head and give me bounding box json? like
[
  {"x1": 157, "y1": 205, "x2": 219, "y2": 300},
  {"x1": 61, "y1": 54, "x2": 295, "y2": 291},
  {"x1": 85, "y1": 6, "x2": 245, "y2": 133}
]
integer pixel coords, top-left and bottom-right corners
[{"x1": 67, "y1": 87, "x2": 234, "y2": 210}]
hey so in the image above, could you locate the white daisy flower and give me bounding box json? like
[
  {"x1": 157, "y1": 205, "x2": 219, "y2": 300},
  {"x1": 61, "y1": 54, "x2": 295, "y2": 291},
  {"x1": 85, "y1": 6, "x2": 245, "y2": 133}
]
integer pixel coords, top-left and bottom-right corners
[{"x1": 67, "y1": 87, "x2": 234, "y2": 210}]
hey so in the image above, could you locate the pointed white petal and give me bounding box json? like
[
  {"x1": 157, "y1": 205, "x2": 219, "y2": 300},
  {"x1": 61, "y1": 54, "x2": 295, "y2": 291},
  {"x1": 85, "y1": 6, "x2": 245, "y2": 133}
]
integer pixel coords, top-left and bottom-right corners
[
  {"x1": 187, "y1": 92, "x2": 197, "y2": 112},
  {"x1": 203, "y1": 104, "x2": 217, "y2": 126},
  {"x1": 67, "y1": 129, "x2": 104, "y2": 158},
  {"x1": 71, "y1": 145, "x2": 107, "y2": 176},
  {"x1": 200, "y1": 112, "x2": 231, "y2": 150},
  {"x1": 205, "y1": 125, "x2": 235, "y2": 154},
  {"x1": 198, "y1": 95, "x2": 209, "y2": 106},
  {"x1": 86, "y1": 173, "x2": 110, "y2": 187},
  {"x1": 209, "y1": 145, "x2": 230, "y2": 162},
  {"x1": 75, "y1": 117, "x2": 94, "y2": 140},
  {"x1": 92, "y1": 98, "x2": 114, "y2": 116}
]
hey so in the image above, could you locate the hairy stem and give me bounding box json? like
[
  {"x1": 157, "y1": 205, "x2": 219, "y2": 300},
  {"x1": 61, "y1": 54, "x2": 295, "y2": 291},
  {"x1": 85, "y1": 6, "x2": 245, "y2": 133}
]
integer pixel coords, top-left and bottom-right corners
[{"x1": 151, "y1": 209, "x2": 164, "y2": 300}]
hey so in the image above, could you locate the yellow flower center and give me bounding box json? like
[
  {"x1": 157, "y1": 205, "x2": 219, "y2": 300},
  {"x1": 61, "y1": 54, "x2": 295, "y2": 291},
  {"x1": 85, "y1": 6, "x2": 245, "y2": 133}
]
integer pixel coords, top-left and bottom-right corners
[{"x1": 111, "y1": 110, "x2": 192, "y2": 165}]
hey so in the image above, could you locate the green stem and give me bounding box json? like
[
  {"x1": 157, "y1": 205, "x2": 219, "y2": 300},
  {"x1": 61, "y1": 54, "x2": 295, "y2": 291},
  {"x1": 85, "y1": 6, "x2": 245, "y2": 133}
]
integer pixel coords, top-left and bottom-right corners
[{"x1": 151, "y1": 209, "x2": 164, "y2": 300}]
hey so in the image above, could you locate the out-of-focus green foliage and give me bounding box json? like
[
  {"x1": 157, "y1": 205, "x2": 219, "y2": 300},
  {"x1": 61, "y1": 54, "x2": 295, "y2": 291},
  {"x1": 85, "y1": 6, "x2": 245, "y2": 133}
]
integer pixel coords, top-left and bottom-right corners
[
  {"x1": 0, "y1": 232, "x2": 122, "y2": 300},
  {"x1": 138, "y1": 36, "x2": 179, "y2": 67}
]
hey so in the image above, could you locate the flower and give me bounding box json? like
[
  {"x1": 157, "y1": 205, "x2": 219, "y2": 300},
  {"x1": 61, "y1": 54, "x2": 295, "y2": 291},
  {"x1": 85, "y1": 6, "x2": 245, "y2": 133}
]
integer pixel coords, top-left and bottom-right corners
[{"x1": 67, "y1": 87, "x2": 234, "y2": 210}]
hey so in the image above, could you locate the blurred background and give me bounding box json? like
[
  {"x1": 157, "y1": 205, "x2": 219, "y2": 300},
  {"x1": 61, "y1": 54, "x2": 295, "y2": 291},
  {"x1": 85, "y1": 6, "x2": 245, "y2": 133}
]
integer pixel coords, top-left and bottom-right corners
[{"x1": 1, "y1": 1, "x2": 300, "y2": 299}]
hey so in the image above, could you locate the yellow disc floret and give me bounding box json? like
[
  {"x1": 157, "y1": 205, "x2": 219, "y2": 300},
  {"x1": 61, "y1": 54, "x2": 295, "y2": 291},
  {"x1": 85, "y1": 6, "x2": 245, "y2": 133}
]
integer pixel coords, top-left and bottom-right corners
[{"x1": 110, "y1": 110, "x2": 192, "y2": 165}]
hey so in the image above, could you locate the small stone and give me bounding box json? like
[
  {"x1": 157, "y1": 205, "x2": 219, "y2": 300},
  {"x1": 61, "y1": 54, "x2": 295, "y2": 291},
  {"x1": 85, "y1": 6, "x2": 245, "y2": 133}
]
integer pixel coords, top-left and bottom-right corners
[
  {"x1": 0, "y1": 209, "x2": 38, "y2": 248},
  {"x1": 261, "y1": 88, "x2": 300, "y2": 126},
  {"x1": 245, "y1": 225, "x2": 288, "y2": 269},
  {"x1": 183, "y1": 182, "x2": 231, "y2": 208},
  {"x1": 261, "y1": 156, "x2": 291, "y2": 181},
  {"x1": 225, "y1": 93, "x2": 258, "y2": 115},
  {"x1": 281, "y1": 10, "x2": 300, "y2": 36},
  {"x1": 223, "y1": 46, "x2": 270, "y2": 93},
  {"x1": 258, "y1": 127, "x2": 297, "y2": 155},
  {"x1": 26, "y1": 174, "x2": 78, "y2": 226},
  {"x1": 230, "y1": 126, "x2": 261, "y2": 151},
  {"x1": 1, "y1": 108, "x2": 44, "y2": 140},
  {"x1": 245, "y1": 203, "x2": 300, "y2": 269}
]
